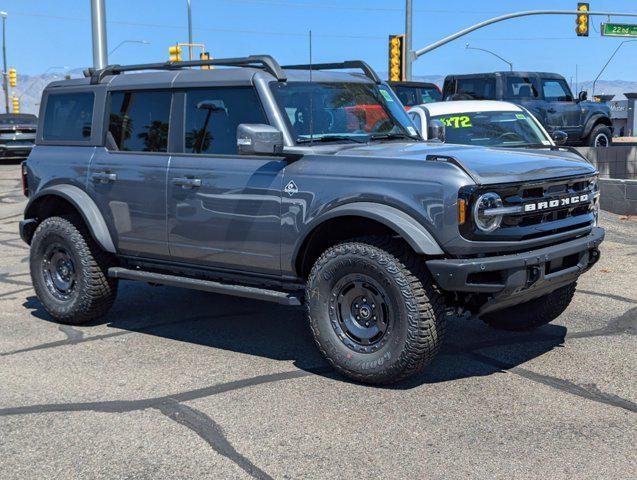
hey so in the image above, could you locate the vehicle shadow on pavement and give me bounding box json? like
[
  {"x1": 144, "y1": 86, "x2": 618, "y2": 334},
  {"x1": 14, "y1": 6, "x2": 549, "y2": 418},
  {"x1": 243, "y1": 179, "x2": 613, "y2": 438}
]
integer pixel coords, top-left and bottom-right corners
[{"x1": 23, "y1": 281, "x2": 567, "y2": 389}]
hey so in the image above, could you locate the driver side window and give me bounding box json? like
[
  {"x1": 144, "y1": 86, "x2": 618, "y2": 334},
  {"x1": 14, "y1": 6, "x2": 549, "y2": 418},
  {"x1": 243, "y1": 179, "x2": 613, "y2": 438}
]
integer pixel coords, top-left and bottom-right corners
[
  {"x1": 184, "y1": 87, "x2": 267, "y2": 155},
  {"x1": 541, "y1": 79, "x2": 573, "y2": 102}
]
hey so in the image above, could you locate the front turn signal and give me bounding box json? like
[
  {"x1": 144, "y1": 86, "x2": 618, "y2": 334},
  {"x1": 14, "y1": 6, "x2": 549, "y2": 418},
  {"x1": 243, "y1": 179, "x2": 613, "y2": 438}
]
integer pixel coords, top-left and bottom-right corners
[{"x1": 458, "y1": 198, "x2": 467, "y2": 225}]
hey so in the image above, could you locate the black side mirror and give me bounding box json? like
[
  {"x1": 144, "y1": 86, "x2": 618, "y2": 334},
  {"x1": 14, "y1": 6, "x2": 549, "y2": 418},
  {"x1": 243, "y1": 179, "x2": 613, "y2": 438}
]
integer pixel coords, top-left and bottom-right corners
[
  {"x1": 552, "y1": 130, "x2": 568, "y2": 146},
  {"x1": 237, "y1": 124, "x2": 284, "y2": 155},
  {"x1": 578, "y1": 91, "x2": 588, "y2": 102},
  {"x1": 427, "y1": 119, "x2": 446, "y2": 142}
]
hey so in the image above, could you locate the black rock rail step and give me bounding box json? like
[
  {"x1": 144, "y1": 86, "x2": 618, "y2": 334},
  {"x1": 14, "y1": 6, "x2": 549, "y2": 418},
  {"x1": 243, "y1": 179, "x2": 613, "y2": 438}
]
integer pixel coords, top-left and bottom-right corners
[{"x1": 108, "y1": 267, "x2": 302, "y2": 306}]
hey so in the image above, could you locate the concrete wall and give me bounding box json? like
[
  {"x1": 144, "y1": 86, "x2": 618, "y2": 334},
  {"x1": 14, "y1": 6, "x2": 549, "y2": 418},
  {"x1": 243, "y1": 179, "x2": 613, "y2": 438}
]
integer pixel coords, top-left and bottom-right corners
[
  {"x1": 598, "y1": 178, "x2": 637, "y2": 216},
  {"x1": 575, "y1": 146, "x2": 637, "y2": 180}
]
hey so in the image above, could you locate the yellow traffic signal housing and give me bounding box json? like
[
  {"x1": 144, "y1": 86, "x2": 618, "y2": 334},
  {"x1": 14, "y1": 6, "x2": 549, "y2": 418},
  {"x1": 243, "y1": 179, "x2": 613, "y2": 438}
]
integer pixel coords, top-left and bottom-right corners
[
  {"x1": 200, "y1": 51, "x2": 212, "y2": 69},
  {"x1": 12, "y1": 96, "x2": 19, "y2": 113},
  {"x1": 168, "y1": 45, "x2": 182, "y2": 62},
  {"x1": 388, "y1": 34, "x2": 405, "y2": 82},
  {"x1": 576, "y1": 3, "x2": 589, "y2": 37},
  {"x1": 8, "y1": 68, "x2": 16, "y2": 87}
]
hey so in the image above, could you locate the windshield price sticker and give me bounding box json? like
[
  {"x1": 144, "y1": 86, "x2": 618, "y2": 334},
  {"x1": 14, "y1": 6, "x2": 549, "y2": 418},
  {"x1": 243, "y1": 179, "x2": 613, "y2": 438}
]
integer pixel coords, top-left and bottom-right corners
[
  {"x1": 379, "y1": 89, "x2": 394, "y2": 102},
  {"x1": 440, "y1": 116, "x2": 473, "y2": 128}
]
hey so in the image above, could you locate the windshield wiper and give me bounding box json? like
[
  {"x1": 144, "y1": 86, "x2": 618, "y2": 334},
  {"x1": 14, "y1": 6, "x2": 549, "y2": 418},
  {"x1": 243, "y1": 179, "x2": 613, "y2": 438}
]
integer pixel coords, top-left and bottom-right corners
[
  {"x1": 296, "y1": 135, "x2": 368, "y2": 144},
  {"x1": 369, "y1": 132, "x2": 417, "y2": 141}
]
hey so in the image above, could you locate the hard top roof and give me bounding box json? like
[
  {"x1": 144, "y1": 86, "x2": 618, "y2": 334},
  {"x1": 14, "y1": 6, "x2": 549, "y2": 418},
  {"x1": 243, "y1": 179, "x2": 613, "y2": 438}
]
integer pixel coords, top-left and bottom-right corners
[{"x1": 445, "y1": 71, "x2": 565, "y2": 80}]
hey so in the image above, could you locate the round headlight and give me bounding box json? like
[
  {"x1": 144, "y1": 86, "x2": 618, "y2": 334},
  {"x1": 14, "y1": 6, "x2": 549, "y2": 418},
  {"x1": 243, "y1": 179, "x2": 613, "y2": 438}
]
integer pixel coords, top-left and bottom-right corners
[{"x1": 473, "y1": 192, "x2": 503, "y2": 232}]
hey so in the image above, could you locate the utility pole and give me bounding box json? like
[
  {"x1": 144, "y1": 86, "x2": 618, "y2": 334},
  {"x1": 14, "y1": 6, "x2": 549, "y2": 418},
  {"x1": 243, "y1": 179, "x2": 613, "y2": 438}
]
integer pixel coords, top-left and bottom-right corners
[
  {"x1": 404, "y1": 0, "x2": 413, "y2": 81},
  {"x1": 90, "y1": 0, "x2": 108, "y2": 69},
  {"x1": 1, "y1": 12, "x2": 8, "y2": 113},
  {"x1": 187, "y1": 0, "x2": 193, "y2": 61}
]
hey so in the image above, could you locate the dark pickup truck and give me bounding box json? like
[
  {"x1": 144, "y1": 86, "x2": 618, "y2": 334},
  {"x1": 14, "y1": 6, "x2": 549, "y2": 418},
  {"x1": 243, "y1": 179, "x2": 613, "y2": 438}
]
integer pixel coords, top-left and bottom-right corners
[
  {"x1": 443, "y1": 72, "x2": 613, "y2": 147},
  {"x1": 0, "y1": 113, "x2": 37, "y2": 161}
]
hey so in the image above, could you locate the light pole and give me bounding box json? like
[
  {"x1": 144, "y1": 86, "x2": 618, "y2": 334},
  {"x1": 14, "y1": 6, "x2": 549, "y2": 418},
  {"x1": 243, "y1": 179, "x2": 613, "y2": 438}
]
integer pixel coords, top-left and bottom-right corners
[
  {"x1": 405, "y1": 0, "x2": 413, "y2": 81},
  {"x1": 90, "y1": 0, "x2": 108, "y2": 69},
  {"x1": 592, "y1": 39, "x2": 637, "y2": 97},
  {"x1": 108, "y1": 39, "x2": 149, "y2": 56},
  {"x1": 1, "y1": 11, "x2": 8, "y2": 113},
  {"x1": 465, "y1": 43, "x2": 513, "y2": 71},
  {"x1": 187, "y1": 0, "x2": 193, "y2": 61}
]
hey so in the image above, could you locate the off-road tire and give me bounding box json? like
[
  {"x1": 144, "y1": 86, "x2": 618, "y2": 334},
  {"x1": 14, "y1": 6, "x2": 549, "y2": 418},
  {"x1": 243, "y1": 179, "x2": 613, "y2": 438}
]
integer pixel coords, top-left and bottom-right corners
[
  {"x1": 306, "y1": 237, "x2": 446, "y2": 384},
  {"x1": 587, "y1": 124, "x2": 612, "y2": 147},
  {"x1": 30, "y1": 215, "x2": 118, "y2": 325},
  {"x1": 481, "y1": 282, "x2": 577, "y2": 331}
]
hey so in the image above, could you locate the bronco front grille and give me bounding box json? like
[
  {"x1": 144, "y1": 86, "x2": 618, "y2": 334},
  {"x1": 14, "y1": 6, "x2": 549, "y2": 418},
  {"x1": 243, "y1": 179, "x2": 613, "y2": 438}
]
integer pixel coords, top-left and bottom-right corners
[{"x1": 459, "y1": 175, "x2": 598, "y2": 242}]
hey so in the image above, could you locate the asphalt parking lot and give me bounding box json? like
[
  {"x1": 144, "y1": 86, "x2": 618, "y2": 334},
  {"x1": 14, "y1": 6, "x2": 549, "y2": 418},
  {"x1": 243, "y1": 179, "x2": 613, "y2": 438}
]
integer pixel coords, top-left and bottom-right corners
[{"x1": 0, "y1": 163, "x2": 635, "y2": 479}]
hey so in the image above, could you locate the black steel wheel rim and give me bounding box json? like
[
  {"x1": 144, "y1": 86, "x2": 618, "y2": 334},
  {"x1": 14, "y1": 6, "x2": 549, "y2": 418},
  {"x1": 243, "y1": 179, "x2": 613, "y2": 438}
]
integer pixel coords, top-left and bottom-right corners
[
  {"x1": 41, "y1": 243, "x2": 77, "y2": 300},
  {"x1": 329, "y1": 274, "x2": 391, "y2": 353}
]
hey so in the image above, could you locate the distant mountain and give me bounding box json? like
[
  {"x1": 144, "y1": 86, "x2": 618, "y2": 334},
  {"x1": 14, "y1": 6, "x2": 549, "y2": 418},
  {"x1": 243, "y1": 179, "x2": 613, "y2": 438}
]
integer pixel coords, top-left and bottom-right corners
[{"x1": 7, "y1": 72, "x2": 637, "y2": 116}]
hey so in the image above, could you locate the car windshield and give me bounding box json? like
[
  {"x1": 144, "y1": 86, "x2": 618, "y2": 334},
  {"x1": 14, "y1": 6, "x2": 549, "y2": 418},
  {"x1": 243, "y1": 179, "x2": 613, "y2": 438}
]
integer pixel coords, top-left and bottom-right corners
[
  {"x1": 270, "y1": 81, "x2": 419, "y2": 144},
  {"x1": 0, "y1": 114, "x2": 37, "y2": 125},
  {"x1": 394, "y1": 85, "x2": 442, "y2": 106},
  {"x1": 430, "y1": 110, "x2": 550, "y2": 147}
]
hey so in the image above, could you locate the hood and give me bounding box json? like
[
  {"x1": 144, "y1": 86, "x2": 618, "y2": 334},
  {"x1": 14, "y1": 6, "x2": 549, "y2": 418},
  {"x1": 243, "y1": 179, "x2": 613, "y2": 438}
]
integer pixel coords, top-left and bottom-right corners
[{"x1": 334, "y1": 142, "x2": 596, "y2": 185}]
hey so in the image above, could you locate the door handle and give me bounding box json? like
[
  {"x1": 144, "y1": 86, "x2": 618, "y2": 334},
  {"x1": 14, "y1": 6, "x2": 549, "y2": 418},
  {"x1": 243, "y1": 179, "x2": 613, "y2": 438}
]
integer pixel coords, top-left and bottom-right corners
[
  {"x1": 92, "y1": 171, "x2": 117, "y2": 183},
  {"x1": 173, "y1": 177, "x2": 202, "y2": 188}
]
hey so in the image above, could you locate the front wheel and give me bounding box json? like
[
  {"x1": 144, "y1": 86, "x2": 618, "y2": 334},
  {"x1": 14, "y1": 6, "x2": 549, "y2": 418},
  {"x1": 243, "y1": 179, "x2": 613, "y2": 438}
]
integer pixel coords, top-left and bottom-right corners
[
  {"x1": 30, "y1": 215, "x2": 118, "y2": 325},
  {"x1": 587, "y1": 124, "x2": 612, "y2": 147},
  {"x1": 306, "y1": 238, "x2": 446, "y2": 384},
  {"x1": 481, "y1": 282, "x2": 576, "y2": 331}
]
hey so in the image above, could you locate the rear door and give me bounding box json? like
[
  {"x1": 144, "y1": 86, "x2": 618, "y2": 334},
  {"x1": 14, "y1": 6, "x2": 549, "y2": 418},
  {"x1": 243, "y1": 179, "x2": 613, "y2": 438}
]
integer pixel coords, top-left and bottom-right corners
[
  {"x1": 167, "y1": 86, "x2": 284, "y2": 275},
  {"x1": 540, "y1": 77, "x2": 582, "y2": 137},
  {"x1": 87, "y1": 89, "x2": 172, "y2": 258}
]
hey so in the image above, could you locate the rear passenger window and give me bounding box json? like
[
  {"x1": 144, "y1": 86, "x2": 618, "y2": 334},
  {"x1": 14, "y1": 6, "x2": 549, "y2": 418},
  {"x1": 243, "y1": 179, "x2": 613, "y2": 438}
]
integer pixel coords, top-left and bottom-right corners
[
  {"x1": 108, "y1": 90, "x2": 172, "y2": 152},
  {"x1": 43, "y1": 92, "x2": 94, "y2": 141},
  {"x1": 454, "y1": 78, "x2": 496, "y2": 100},
  {"x1": 505, "y1": 77, "x2": 539, "y2": 99},
  {"x1": 184, "y1": 87, "x2": 266, "y2": 155}
]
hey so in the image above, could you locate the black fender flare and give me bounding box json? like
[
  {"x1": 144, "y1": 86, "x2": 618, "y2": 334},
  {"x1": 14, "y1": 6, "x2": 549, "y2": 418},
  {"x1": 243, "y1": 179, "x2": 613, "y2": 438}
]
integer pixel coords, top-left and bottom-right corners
[
  {"x1": 296, "y1": 202, "x2": 444, "y2": 259},
  {"x1": 582, "y1": 113, "x2": 612, "y2": 139},
  {"x1": 24, "y1": 184, "x2": 116, "y2": 253}
]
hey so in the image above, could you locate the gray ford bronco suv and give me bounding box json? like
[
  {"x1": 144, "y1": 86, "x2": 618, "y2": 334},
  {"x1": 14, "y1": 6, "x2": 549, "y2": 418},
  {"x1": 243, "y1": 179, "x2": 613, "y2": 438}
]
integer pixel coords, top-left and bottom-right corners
[{"x1": 20, "y1": 56, "x2": 604, "y2": 384}]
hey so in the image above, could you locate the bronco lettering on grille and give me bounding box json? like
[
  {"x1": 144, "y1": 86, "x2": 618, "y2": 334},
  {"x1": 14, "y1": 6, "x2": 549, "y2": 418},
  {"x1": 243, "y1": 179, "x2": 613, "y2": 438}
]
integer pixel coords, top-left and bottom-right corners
[{"x1": 523, "y1": 194, "x2": 589, "y2": 212}]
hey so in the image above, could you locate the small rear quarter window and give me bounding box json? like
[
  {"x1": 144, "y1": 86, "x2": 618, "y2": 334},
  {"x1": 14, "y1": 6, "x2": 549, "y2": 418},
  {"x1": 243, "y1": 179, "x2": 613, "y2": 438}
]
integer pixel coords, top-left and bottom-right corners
[{"x1": 43, "y1": 92, "x2": 94, "y2": 141}]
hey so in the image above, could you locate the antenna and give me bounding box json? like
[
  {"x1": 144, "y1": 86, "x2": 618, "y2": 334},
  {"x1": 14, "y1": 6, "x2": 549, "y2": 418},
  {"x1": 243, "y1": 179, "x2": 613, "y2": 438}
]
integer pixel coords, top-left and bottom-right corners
[{"x1": 309, "y1": 30, "x2": 314, "y2": 145}]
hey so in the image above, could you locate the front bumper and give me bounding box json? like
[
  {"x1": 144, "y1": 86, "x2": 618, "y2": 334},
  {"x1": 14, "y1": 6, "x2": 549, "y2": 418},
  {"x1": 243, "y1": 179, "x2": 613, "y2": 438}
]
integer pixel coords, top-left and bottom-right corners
[
  {"x1": 0, "y1": 142, "x2": 33, "y2": 159},
  {"x1": 427, "y1": 227, "x2": 604, "y2": 314}
]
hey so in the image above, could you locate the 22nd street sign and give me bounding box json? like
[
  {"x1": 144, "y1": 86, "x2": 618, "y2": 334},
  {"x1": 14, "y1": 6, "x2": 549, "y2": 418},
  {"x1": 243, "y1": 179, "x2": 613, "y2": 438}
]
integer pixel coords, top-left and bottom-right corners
[{"x1": 601, "y1": 22, "x2": 637, "y2": 37}]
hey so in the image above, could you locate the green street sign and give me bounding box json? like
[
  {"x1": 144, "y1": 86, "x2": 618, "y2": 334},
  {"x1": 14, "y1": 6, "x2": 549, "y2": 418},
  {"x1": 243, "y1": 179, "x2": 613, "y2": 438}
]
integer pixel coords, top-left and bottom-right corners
[{"x1": 601, "y1": 22, "x2": 637, "y2": 37}]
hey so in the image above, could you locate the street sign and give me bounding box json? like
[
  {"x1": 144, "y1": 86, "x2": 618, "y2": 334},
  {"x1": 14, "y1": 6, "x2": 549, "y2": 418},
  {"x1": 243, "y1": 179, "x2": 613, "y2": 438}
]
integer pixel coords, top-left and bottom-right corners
[{"x1": 601, "y1": 22, "x2": 637, "y2": 37}]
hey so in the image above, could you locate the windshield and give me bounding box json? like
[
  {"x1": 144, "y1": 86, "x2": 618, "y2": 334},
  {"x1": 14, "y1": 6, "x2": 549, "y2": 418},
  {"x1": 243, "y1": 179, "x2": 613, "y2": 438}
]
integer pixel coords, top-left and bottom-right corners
[
  {"x1": 394, "y1": 85, "x2": 442, "y2": 106},
  {"x1": 270, "y1": 81, "x2": 419, "y2": 144},
  {"x1": 431, "y1": 110, "x2": 550, "y2": 147}
]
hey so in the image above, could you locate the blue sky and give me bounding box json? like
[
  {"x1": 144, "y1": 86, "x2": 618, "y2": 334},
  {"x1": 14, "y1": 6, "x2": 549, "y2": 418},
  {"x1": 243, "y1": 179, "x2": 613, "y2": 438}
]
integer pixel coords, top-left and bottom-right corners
[{"x1": 3, "y1": 0, "x2": 637, "y2": 82}]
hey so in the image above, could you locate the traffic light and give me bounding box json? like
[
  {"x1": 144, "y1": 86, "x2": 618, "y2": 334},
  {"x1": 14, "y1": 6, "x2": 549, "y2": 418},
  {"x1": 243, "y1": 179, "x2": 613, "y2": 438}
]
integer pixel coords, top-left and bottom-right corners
[
  {"x1": 8, "y1": 68, "x2": 16, "y2": 87},
  {"x1": 388, "y1": 34, "x2": 405, "y2": 82},
  {"x1": 168, "y1": 45, "x2": 182, "y2": 62},
  {"x1": 200, "y1": 51, "x2": 211, "y2": 69},
  {"x1": 576, "y1": 3, "x2": 589, "y2": 37},
  {"x1": 12, "y1": 96, "x2": 19, "y2": 113}
]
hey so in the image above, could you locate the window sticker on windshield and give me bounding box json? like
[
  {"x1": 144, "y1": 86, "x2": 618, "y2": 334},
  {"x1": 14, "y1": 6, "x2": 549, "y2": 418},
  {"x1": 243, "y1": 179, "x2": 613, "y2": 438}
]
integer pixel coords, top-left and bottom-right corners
[
  {"x1": 380, "y1": 89, "x2": 394, "y2": 102},
  {"x1": 407, "y1": 126, "x2": 417, "y2": 136},
  {"x1": 439, "y1": 116, "x2": 473, "y2": 128},
  {"x1": 515, "y1": 113, "x2": 526, "y2": 120}
]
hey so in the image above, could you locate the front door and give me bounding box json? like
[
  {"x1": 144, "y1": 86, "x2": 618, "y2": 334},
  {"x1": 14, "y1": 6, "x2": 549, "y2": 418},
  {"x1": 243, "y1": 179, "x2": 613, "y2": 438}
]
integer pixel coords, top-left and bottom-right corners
[
  {"x1": 167, "y1": 86, "x2": 284, "y2": 275},
  {"x1": 540, "y1": 77, "x2": 582, "y2": 138},
  {"x1": 87, "y1": 89, "x2": 173, "y2": 258}
]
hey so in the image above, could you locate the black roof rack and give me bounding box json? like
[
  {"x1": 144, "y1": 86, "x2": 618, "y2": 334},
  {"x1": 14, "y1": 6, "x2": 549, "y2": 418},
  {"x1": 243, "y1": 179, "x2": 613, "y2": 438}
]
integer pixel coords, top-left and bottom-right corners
[
  {"x1": 283, "y1": 60, "x2": 382, "y2": 84},
  {"x1": 84, "y1": 55, "x2": 287, "y2": 84}
]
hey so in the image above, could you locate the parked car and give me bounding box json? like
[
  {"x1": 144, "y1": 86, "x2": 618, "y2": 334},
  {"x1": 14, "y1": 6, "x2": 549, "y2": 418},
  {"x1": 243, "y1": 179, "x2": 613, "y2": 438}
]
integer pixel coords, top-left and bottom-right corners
[
  {"x1": 20, "y1": 56, "x2": 604, "y2": 385},
  {"x1": 0, "y1": 113, "x2": 37, "y2": 161},
  {"x1": 407, "y1": 100, "x2": 568, "y2": 147},
  {"x1": 388, "y1": 81, "x2": 442, "y2": 108},
  {"x1": 442, "y1": 72, "x2": 613, "y2": 147}
]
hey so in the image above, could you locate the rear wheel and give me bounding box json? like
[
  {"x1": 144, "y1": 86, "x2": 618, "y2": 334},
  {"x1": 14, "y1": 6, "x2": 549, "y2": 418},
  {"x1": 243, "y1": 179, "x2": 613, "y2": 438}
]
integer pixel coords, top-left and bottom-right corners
[
  {"x1": 306, "y1": 237, "x2": 446, "y2": 384},
  {"x1": 587, "y1": 124, "x2": 612, "y2": 147},
  {"x1": 30, "y1": 215, "x2": 118, "y2": 325},
  {"x1": 481, "y1": 282, "x2": 576, "y2": 331}
]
